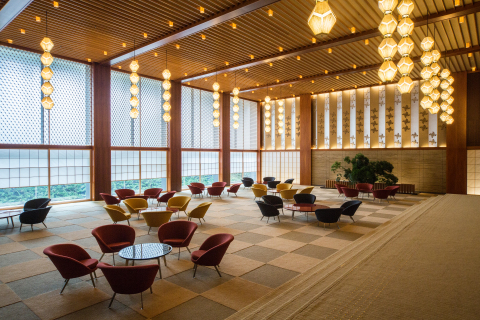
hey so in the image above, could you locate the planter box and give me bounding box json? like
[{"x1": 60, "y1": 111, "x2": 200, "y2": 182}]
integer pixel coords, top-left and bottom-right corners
[{"x1": 325, "y1": 180, "x2": 415, "y2": 194}]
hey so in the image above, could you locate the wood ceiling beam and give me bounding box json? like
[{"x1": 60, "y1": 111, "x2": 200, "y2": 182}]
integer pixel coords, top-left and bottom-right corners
[
  {"x1": 239, "y1": 45, "x2": 480, "y2": 95},
  {"x1": 104, "y1": 0, "x2": 281, "y2": 66},
  {"x1": 0, "y1": 0, "x2": 33, "y2": 32},
  {"x1": 181, "y1": 2, "x2": 480, "y2": 82}
]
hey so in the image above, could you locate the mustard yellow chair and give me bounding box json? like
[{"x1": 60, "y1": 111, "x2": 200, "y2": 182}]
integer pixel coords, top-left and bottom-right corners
[
  {"x1": 252, "y1": 186, "x2": 267, "y2": 200},
  {"x1": 187, "y1": 202, "x2": 212, "y2": 224},
  {"x1": 299, "y1": 186, "x2": 314, "y2": 194},
  {"x1": 280, "y1": 189, "x2": 298, "y2": 201},
  {"x1": 276, "y1": 183, "x2": 292, "y2": 191},
  {"x1": 103, "y1": 205, "x2": 131, "y2": 225},
  {"x1": 123, "y1": 198, "x2": 148, "y2": 219},
  {"x1": 142, "y1": 210, "x2": 173, "y2": 234},
  {"x1": 252, "y1": 184, "x2": 267, "y2": 191},
  {"x1": 167, "y1": 196, "x2": 191, "y2": 216}
]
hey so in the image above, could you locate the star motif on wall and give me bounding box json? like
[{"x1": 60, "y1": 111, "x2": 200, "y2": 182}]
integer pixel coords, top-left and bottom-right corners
[
  {"x1": 402, "y1": 111, "x2": 410, "y2": 117},
  {"x1": 357, "y1": 128, "x2": 363, "y2": 134},
  {"x1": 420, "y1": 110, "x2": 428, "y2": 117},
  {"x1": 403, "y1": 125, "x2": 410, "y2": 131},
  {"x1": 386, "y1": 127, "x2": 393, "y2": 133},
  {"x1": 379, "y1": 134, "x2": 385, "y2": 139},
  {"x1": 358, "y1": 116, "x2": 364, "y2": 122},
  {"x1": 386, "y1": 120, "x2": 393, "y2": 126},
  {"x1": 429, "y1": 132, "x2": 437, "y2": 138},
  {"x1": 358, "y1": 110, "x2": 364, "y2": 115},
  {"x1": 403, "y1": 118, "x2": 410, "y2": 125},
  {"x1": 324, "y1": 137, "x2": 329, "y2": 142},
  {"x1": 371, "y1": 108, "x2": 378, "y2": 114},
  {"x1": 403, "y1": 104, "x2": 410, "y2": 111},
  {"x1": 372, "y1": 127, "x2": 378, "y2": 133},
  {"x1": 395, "y1": 133, "x2": 401, "y2": 139},
  {"x1": 429, "y1": 139, "x2": 437, "y2": 146},
  {"x1": 286, "y1": 133, "x2": 291, "y2": 137},
  {"x1": 387, "y1": 113, "x2": 393, "y2": 119},
  {"x1": 371, "y1": 120, "x2": 378, "y2": 127},
  {"x1": 421, "y1": 124, "x2": 428, "y2": 131},
  {"x1": 342, "y1": 129, "x2": 348, "y2": 135},
  {"x1": 387, "y1": 106, "x2": 394, "y2": 112},
  {"x1": 371, "y1": 115, "x2": 378, "y2": 121},
  {"x1": 420, "y1": 118, "x2": 428, "y2": 124},
  {"x1": 412, "y1": 139, "x2": 418, "y2": 145},
  {"x1": 411, "y1": 132, "x2": 418, "y2": 139}
]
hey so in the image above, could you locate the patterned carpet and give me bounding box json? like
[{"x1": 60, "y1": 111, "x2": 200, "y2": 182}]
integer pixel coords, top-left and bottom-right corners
[{"x1": 0, "y1": 187, "x2": 429, "y2": 320}]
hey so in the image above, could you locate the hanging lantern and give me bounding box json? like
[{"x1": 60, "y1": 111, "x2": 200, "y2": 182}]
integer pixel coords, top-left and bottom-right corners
[
  {"x1": 41, "y1": 67, "x2": 53, "y2": 81},
  {"x1": 129, "y1": 60, "x2": 140, "y2": 72},
  {"x1": 398, "y1": 76, "x2": 414, "y2": 94},
  {"x1": 397, "y1": 37, "x2": 414, "y2": 56},
  {"x1": 232, "y1": 87, "x2": 240, "y2": 96},
  {"x1": 265, "y1": 118, "x2": 271, "y2": 126},
  {"x1": 213, "y1": 118, "x2": 220, "y2": 127},
  {"x1": 232, "y1": 96, "x2": 240, "y2": 104},
  {"x1": 431, "y1": 50, "x2": 441, "y2": 62},
  {"x1": 213, "y1": 100, "x2": 220, "y2": 109},
  {"x1": 162, "y1": 69, "x2": 171, "y2": 80},
  {"x1": 40, "y1": 12, "x2": 54, "y2": 110},
  {"x1": 440, "y1": 112, "x2": 449, "y2": 122},
  {"x1": 421, "y1": 51, "x2": 433, "y2": 66},
  {"x1": 421, "y1": 67, "x2": 434, "y2": 80},
  {"x1": 163, "y1": 101, "x2": 171, "y2": 111},
  {"x1": 446, "y1": 115, "x2": 454, "y2": 124},
  {"x1": 430, "y1": 76, "x2": 440, "y2": 89},
  {"x1": 446, "y1": 75, "x2": 454, "y2": 85},
  {"x1": 278, "y1": 100, "x2": 284, "y2": 107},
  {"x1": 213, "y1": 82, "x2": 220, "y2": 92},
  {"x1": 130, "y1": 96, "x2": 139, "y2": 108},
  {"x1": 233, "y1": 121, "x2": 239, "y2": 129},
  {"x1": 212, "y1": 91, "x2": 220, "y2": 100},
  {"x1": 378, "y1": 60, "x2": 397, "y2": 82},
  {"x1": 397, "y1": 17, "x2": 414, "y2": 36},
  {"x1": 41, "y1": 96, "x2": 54, "y2": 110},
  {"x1": 430, "y1": 62, "x2": 441, "y2": 75},
  {"x1": 162, "y1": 79, "x2": 171, "y2": 90},
  {"x1": 379, "y1": 0, "x2": 398, "y2": 13},
  {"x1": 163, "y1": 90, "x2": 171, "y2": 101},
  {"x1": 41, "y1": 52, "x2": 54, "y2": 66},
  {"x1": 440, "y1": 91, "x2": 450, "y2": 101},
  {"x1": 378, "y1": 38, "x2": 398, "y2": 60},
  {"x1": 130, "y1": 73, "x2": 140, "y2": 84},
  {"x1": 420, "y1": 37, "x2": 434, "y2": 51},
  {"x1": 278, "y1": 121, "x2": 284, "y2": 127},
  {"x1": 265, "y1": 126, "x2": 271, "y2": 133},
  {"x1": 420, "y1": 96, "x2": 433, "y2": 109},
  {"x1": 130, "y1": 107, "x2": 139, "y2": 119},
  {"x1": 233, "y1": 112, "x2": 239, "y2": 121},
  {"x1": 446, "y1": 105, "x2": 454, "y2": 115},
  {"x1": 278, "y1": 127, "x2": 284, "y2": 134},
  {"x1": 163, "y1": 112, "x2": 171, "y2": 122},
  {"x1": 420, "y1": 81, "x2": 433, "y2": 95},
  {"x1": 308, "y1": 0, "x2": 337, "y2": 35},
  {"x1": 429, "y1": 102, "x2": 440, "y2": 114},
  {"x1": 395, "y1": 0, "x2": 414, "y2": 92},
  {"x1": 130, "y1": 84, "x2": 140, "y2": 96},
  {"x1": 440, "y1": 80, "x2": 450, "y2": 90},
  {"x1": 265, "y1": 110, "x2": 271, "y2": 118},
  {"x1": 41, "y1": 82, "x2": 54, "y2": 96},
  {"x1": 40, "y1": 37, "x2": 54, "y2": 52},
  {"x1": 265, "y1": 95, "x2": 271, "y2": 104},
  {"x1": 265, "y1": 103, "x2": 271, "y2": 111},
  {"x1": 446, "y1": 96, "x2": 454, "y2": 105},
  {"x1": 278, "y1": 113, "x2": 284, "y2": 121},
  {"x1": 278, "y1": 106, "x2": 284, "y2": 113},
  {"x1": 233, "y1": 104, "x2": 239, "y2": 112},
  {"x1": 213, "y1": 110, "x2": 220, "y2": 118},
  {"x1": 447, "y1": 86, "x2": 454, "y2": 95},
  {"x1": 440, "y1": 101, "x2": 449, "y2": 111},
  {"x1": 440, "y1": 69, "x2": 451, "y2": 79},
  {"x1": 397, "y1": 56, "x2": 414, "y2": 75},
  {"x1": 379, "y1": 14, "x2": 398, "y2": 36},
  {"x1": 430, "y1": 89, "x2": 440, "y2": 101}
]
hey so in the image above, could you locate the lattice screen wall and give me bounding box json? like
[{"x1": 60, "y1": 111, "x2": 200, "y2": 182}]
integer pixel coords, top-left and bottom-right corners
[
  {"x1": 261, "y1": 97, "x2": 300, "y2": 150},
  {"x1": 0, "y1": 46, "x2": 92, "y2": 145},
  {"x1": 261, "y1": 151, "x2": 300, "y2": 183},
  {"x1": 230, "y1": 98, "x2": 258, "y2": 150},
  {"x1": 230, "y1": 151, "x2": 257, "y2": 183},
  {"x1": 181, "y1": 151, "x2": 219, "y2": 188}
]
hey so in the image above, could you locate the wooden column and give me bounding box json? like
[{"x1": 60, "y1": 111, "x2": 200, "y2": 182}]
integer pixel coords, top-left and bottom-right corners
[
  {"x1": 168, "y1": 80, "x2": 182, "y2": 192},
  {"x1": 446, "y1": 71, "x2": 467, "y2": 194},
  {"x1": 220, "y1": 92, "x2": 230, "y2": 185},
  {"x1": 257, "y1": 102, "x2": 262, "y2": 183},
  {"x1": 92, "y1": 63, "x2": 111, "y2": 200},
  {"x1": 299, "y1": 94, "x2": 312, "y2": 185}
]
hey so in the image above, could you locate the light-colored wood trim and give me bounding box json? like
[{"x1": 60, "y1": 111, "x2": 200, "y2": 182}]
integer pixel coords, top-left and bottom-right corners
[{"x1": 299, "y1": 94, "x2": 312, "y2": 185}]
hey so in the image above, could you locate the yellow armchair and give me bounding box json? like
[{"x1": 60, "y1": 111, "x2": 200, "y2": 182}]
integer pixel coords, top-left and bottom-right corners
[
  {"x1": 252, "y1": 187, "x2": 267, "y2": 200},
  {"x1": 167, "y1": 196, "x2": 191, "y2": 216},
  {"x1": 252, "y1": 184, "x2": 267, "y2": 191},
  {"x1": 276, "y1": 183, "x2": 292, "y2": 191},
  {"x1": 123, "y1": 198, "x2": 149, "y2": 219},
  {"x1": 281, "y1": 189, "x2": 298, "y2": 201},
  {"x1": 103, "y1": 205, "x2": 131, "y2": 225},
  {"x1": 142, "y1": 210, "x2": 173, "y2": 234},
  {"x1": 187, "y1": 202, "x2": 212, "y2": 224},
  {"x1": 299, "y1": 186, "x2": 314, "y2": 194}
]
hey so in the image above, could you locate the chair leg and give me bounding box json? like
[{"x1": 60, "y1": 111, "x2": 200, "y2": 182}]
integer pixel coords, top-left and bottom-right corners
[
  {"x1": 336, "y1": 223, "x2": 340, "y2": 229},
  {"x1": 150, "y1": 286, "x2": 153, "y2": 294},
  {"x1": 99, "y1": 253, "x2": 105, "y2": 262},
  {"x1": 127, "y1": 220, "x2": 130, "y2": 226},
  {"x1": 112, "y1": 253, "x2": 115, "y2": 266},
  {"x1": 267, "y1": 217, "x2": 269, "y2": 223},
  {"x1": 178, "y1": 247, "x2": 181, "y2": 260},
  {"x1": 193, "y1": 264, "x2": 198, "y2": 278},
  {"x1": 20, "y1": 223, "x2": 22, "y2": 231},
  {"x1": 214, "y1": 265, "x2": 222, "y2": 277},
  {"x1": 148, "y1": 227, "x2": 151, "y2": 234},
  {"x1": 350, "y1": 216, "x2": 355, "y2": 223},
  {"x1": 260, "y1": 216, "x2": 264, "y2": 220},
  {"x1": 186, "y1": 247, "x2": 191, "y2": 253},
  {"x1": 278, "y1": 215, "x2": 281, "y2": 223},
  {"x1": 141, "y1": 292, "x2": 144, "y2": 310},
  {"x1": 90, "y1": 273, "x2": 96, "y2": 288},
  {"x1": 163, "y1": 255, "x2": 167, "y2": 266},
  {"x1": 31, "y1": 224, "x2": 33, "y2": 231},
  {"x1": 108, "y1": 293, "x2": 116, "y2": 308},
  {"x1": 94, "y1": 271, "x2": 97, "y2": 278},
  {"x1": 60, "y1": 279, "x2": 69, "y2": 294},
  {"x1": 42, "y1": 222, "x2": 47, "y2": 228}
]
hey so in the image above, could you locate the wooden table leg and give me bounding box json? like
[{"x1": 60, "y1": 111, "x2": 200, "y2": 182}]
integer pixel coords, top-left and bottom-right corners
[
  {"x1": 10, "y1": 217, "x2": 14, "y2": 227},
  {"x1": 157, "y1": 258, "x2": 162, "y2": 279}
]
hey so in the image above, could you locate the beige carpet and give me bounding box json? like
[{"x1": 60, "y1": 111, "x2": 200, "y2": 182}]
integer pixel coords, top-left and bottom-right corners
[{"x1": 230, "y1": 194, "x2": 480, "y2": 320}]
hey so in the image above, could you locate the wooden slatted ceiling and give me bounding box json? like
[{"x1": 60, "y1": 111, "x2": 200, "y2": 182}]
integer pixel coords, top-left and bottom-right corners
[{"x1": 1, "y1": 0, "x2": 479, "y2": 100}]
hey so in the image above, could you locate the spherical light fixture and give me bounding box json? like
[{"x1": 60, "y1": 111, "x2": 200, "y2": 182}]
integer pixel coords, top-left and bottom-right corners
[
  {"x1": 162, "y1": 69, "x2": 171, "y2": 80},
  {"x1": 40, "y1": 37, "x2": 54, "y2": 52},
  {"x1": 447, "y1": 86, "x2": 454, "y2": 95},
  {"x1": 163, "y1": 112, "x2": 171, "y2": 122},
  {"x1": 265, "y1": 118, "x2": 271, "y2": 126},
  {"x1": 41, "y1": 96, "x2": 54, "y2": 110},
  {"x1": 265, "y1": 110, "x2": 271, "y2": 118},
  {"x1": 446, "y1": 96, "x2": 454, "y2": 105},
  {"x1": 420, "y1": 81, "x2": 433, "y2": 95},
  {"x1": 41, "y1": 52, "x2": 54, "y2": 66},
  {"x1": 440, "y1": 101, "x2": 449, "y2": 111},
  {"x1": 278, "y1": 121, "x2": 284, "y2": 127},
  {"x1": 41, "y1": 67, "x2": 54, "y2": 81},
  {"x1": 379, "y1": 14, "x2": 398, "y2": 36},
  {"x1": 162, "y1": 79, "x2": 171, "y2": 90},
  {"x1": 446, "y1": 75, "x2": 454, "y2": 85},
  {"x1": 213, "y1": 110, "x2": 220, "y2": 119},
  {"x1": 430, "y1": 63, "x2": 441, "y2": 75},
  {"x1": 232, "y1": 96, "x2": 240, "y2": 104},
  {"x1": 397, "y1": 37, "x2": 414, "y2": 56},
  {"x1": 212, "y1": 82, "x2": 220, "y2": 92},
  {"x1": 379, "y1": 0, "x2": 398, "y2": 14},
  {"x1": 431, "y1": 50, "x2": 441, "y2": 62},
  {"x1": 420, "y1": 96, "x2": 433, "y2": 109},
  {"x1": 429, "y1": 102, "x2": 440, "y2": 114},
  {"x1": 213, "y1": 100, "x2": 220, "y2": 109},
  {"x1": 440, "y1": 69, "x2": 451, "y2": 79},
  {"x1": 308, "y1": 0, "x2": 337, "y2": 35},
  {"x1": 130, "y1": 107, "x2": 139, "y2": 119},
  {"x1": 378, "y1": 60, "x2": 397, "y2": 82},
  {"x1": 233, "y1": 104, "x2": 239, "y2": 112},
  {"x1": 265, "y1": 103, "x2": 271, "y2": 111},
  {"x1": 41, "y1": 82, "x2": 54, "y2": 96},
  {"x1": 130, "y1": 96, "x2": 139, "y2": 108},
  {"x1": 440, "y1": 80, "x2": 450, "y2": 90},
  {"x1": 265, "y1": 125, "x2": 271, "y2": 133},
  {"x1": 446, "y1": 105, "x2": 454, "y2": 115},
  {"x1": 163, "y1": 90, "x2": 171, "y2": 101},
  {"x1": 233, "y1": 121, "x2": 239, "y2": 129},
  {"x1": 232, "y1": 87, "x2": 240, "y2": 95},
  {"x1": 278, "y1": 127, "x2": 284, "y2": 134},
  {"x1": 420, "y1": 36, "x2": 434, "y2": 51},
  {"x1": 278, "y1": 106, "x2": 284, "y2": 113},
  {"x1": 441, "y1": 91, "x2": 450, "y2": 101},
  {"x1": 430, "y1": 89, "x2": 440, "y2": 101},
  {"x1": 265, "y1": 95, "x2": 271, "y2": 103},
  {"x1": 446, "y1": 116, "x2": 454, "y2": 125},
  {"x1": 278, "y1": 100, "x2": 284, "y2": 107},
  {"x1": 398, "y1": 76, "x2": 414, "y2": 93},
  {"x1": 378, "y1": 38, "x2": 398, "y2": 60},
  {"x1": 212, "y1": 91, "x2": 220, "y2": 100},
  {"x1": 440, "y1": 112, "x2": 449, "y2": 122},
  {"x1": 213, "y1": 119, "x2": 220, "y2": 127},
  {"x1": 278, "y1": 113, "x2": 284, "y2": 121},
  {"x1": 129, "y1": 60, "x2": 140, "y2": 72},
  {"x1": 397, "y1": 56, "x2": 414, "y2": 75},
  {"x1": 163, "y1": 101, "x2": 171, "y2": 111},
  {"x1": 420, "y1": 66, "x2": 433, "y2": 80},
  {"x1": 397, "y1": 17, "x2": 414, "y2": 36},
  {"x1": 233, "y1": 112, "x2": 239, "y2": 121},
  {"x1": 421, "y1": 51, "x2": 433, "y2": 66},
  {"x1": 397, "y1": 0, "x2": 414, "y2": 16},
  {"x1": 430, "y1": 76, "x2": 440, "y2": 88},
  {"x1": 130, "y1": 84, "x2": 139, "y2": 96}
]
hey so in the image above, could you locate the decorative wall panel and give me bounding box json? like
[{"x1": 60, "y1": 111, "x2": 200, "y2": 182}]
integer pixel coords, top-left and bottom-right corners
[
  {"x1": 337, "y1": 92, "x2": 343, "y2": 148},
  {"x1": 394, "y1": 87, "x2": 402, "y2": 148},
  {"x1": 349, "y1": 90, "x2": 356, "y2": 149},
  {"x1": 370, "y1": 86, "x2": 379, "y2": 148},
  {"x1": 329, "y1": 92, "x2": 337, "y2": 149},
  {"x1": 230, "y1": 98, "x2": 257, "y2": 150},
  {"x1": 410, "y1": 81, "x2": 420, "y2": 147},
  {"x1": 141, "y1": 78, "x2": 168, "y2": 148},
  {"x1": 355, "y1": 89, "x2": 364, "y2": 148},
  {"x1": 364, "y1": 88, "x2": 371, "y2": 148},
  {"x1": 467, "y1": 150, "x2": 480, "y2": 195},
  {"x1": 378, "y1": 86, "x2": 386, "y2": 148}
]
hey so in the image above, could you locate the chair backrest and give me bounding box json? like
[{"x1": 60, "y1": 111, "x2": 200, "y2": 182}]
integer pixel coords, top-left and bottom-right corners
[
  {"x1": 92, "y1": 224, "x2": 135, "y2": 253},
  {"x1": 252, "y1": 187, "x2": 267, "y2": 198},
  {"x1": 208, "y1": 186, "x2": 224, "y2": 196},
  {"x1": 158, "y1": 191, "x2": 176, "y2": 202},
  {"x1": 294, "y1": 193, "x2": 316, "y2": 204},
  {"x1": 123, "y1": 198, "x2": 148, "y2": 213},
  {"x1": 385, "y1": 185, "x2": 400, "y2": 196},
  {"x1": 314, "y1": 208, "x2": 344, "y2": 224},
  {"x1": 340, "y1": 200, "x2": 362, "y2": 217},
  {"x1": 356, "y1": 183, "x2": 373, "y2": 191},
  {"x1": 99, "y1": 263, "x2": 159, "y2": 294},
  {"x1": 196, "y1": 233, "x2": 234, "y2": 266},
  {"x1": 252, "y1": 184, "x2": 267, "y2": 191},
  {"x1": 276, "y1": 183, "x2": 292, "y2": 191},
  {"x1": 19, "y1": 206, "x2": 52, "y2": 224},
  {"x1": 267, "y1": 181, "x2": 281, "y2": 189},
  {"x1": 263, "y1": 177, "x2": 275, "y2": 182},
  {"x1": 190, "y1": 182, "x2": 205, "y2": 189},
  {"x1": 372, "y1": 189, "x2": 391, "y2": 199},
  {"x1": 284, "y1": 179, "x2": 294, "y2": 184},
  {"x1": 43, "y1": 244, "x2": 93, "y2": 279},
  {"x1": 24, "y1": 198, "x2": 51, "y2": 210},
  {"x1": 212, "y1": 182, "x2": 227, "y2": 187},
  {"x1": 261, "y1": 195, "x2": 283, "y2": 206},
  {"x1": 167, "y1": 196, "x2": 191, "y2": 211},
  {"x1": 158, "y1": 221, "x2": 197, "y2": 245},
  {"x1": 242, "y1": 177, "x2": 254, "y2": 182},
  {"x1": 228, "y1": 184, "x2": 241, "y2": 193},
  {"x1": 189, "y1": 202, "x2": 212, "y2": 218},
  {"x1": 115, "y1": 189, "x2": 135, "y2": 200},
  {"x1": 280, "y1": 189, "x2": 298, "y2": 200},
  {"x1": 188, "y1": 185, "x2": 203, "y2": 194},
  {"x1": 242, "y1": 178, "x2": 254, "y2": 187},
  {"x1": 299, "y1": 186, "x2": 314, "y2": 194},
  {"x1": 103, "y1": 205, "x2": 128, "y2": 222},
  {"x1": 342, "y1": 187, "x2": 359, "y2": 197},
  {"x1": 142, "y1": 211, "x2": 173, "y2": 228},
  {"x1": 335, "y1": 184, "x2": 347, "y2": 194},
  {"x1": 144, "y1": 188, "x2": 163, "y2": 197},
  {"x1": 100, "y1": 193, "x2": 120, "y2": 205},
  {"x1": 256, "y1": 201, "x2": 280, "y2": 217}
]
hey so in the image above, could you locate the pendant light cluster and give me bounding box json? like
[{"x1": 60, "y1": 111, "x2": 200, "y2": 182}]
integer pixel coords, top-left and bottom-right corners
[
  {"x1": 212, "y1": 74, "x2": 220, "y2": 127},
  {"x1": 439, "y1": 57, "x2": 455, "y2": 124},
  {"x1": 396, "y1": 0, "x2": 415, "y2": 93},
  {"x1": 378, "y1": 0, "x2": 399, "y2": 82},
  {"x1": 129, "y1": 41, "x2": 140, "y2": 119},
  {"x1": 264, "y1": 87, "x2": 271, "y2": 133},
  {"x1": 162, "y1": 50, "x2": 172, "y2": 122},
  {"x1": 277, "y1": 91, "x2": 284, "y2": 135},
  {"x1": 308, "y1": 0, "x2": 337, "y2": 35},
  {"x1": 40, "y1": 11, "x2": 55, "y2": 110},
  {"x1": 232, "y1": 72, "x2": 240, "y2": 129}
]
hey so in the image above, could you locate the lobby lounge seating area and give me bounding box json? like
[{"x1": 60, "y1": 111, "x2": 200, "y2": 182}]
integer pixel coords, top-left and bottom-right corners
[{"x1": 0, "y1": 0, "x2": 479, "y2": 318}]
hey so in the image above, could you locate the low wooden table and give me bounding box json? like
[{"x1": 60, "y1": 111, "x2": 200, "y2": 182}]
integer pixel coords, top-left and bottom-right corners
[
  {"x1": 139, "y1": 207, "x2": 179, "y2": 215},
  {"x1": 0, "y1": 209, "x2": 22, "y2": 228},
  {"x1": 284, "y1": 204, "x2": 329, "y2": 221}
]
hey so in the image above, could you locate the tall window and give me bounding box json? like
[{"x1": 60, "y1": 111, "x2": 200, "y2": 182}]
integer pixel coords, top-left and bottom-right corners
[
  {"x1": 230, "y1": 98, "x2": 258, "y2": 150},
  {"x1": 230, "y1": 152, "x2": 257, "y2": 183},
  {"x1": 182, "y1": 151, "x2": 219, "y2": 188},
  {"x1": 181, "y1": 86, "x2": 219, "y2": 149},
  {"x1": 261, "y1": 151, "x2": 300, "y2": 183}
]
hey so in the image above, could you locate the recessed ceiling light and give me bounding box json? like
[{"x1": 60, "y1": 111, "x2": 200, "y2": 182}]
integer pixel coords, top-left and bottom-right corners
[
  {"x1": 336, "y1": 76, "x2": 339, "y2": 79},
  {"x1": 154, "y1": 52, "x2": 158, "y2": 57},
  {"x1": 269, "y1": 62, "x2": 273, "y2": 67},
  {"x1": 299, "y1": 75, "x2": 303, "y2": 78},
  {"x1": 354, "y1": 85, "x2": 358, "y2": 88},
  {"x1": 466, "y1": 42, "x2": 471, "y2": 48},
  {"x1": 36, "y1": 16, "x2": 41, "y2": 22},
  {"x1": 175, "y1": 44, "x2": 180, "y2": 49},
  {"x1": 325, "y1": 70, "x2": 328, "y2": 74},
  {"x1": 297, "y1": 56, "x2": 301, "y2": 60},
  {"x1": 459, "y1": 16, "x2": 465, "y2": 23},
  {"x1": 53, "y1": 1, "x2": 59, "y2": 8},
  {"x1": 468, "y1": 53, "x2": 473, "y2": 57},
  {"x1": 473, "y1": 67, "x2": 477, "y2": 71},
  {"x1": 104, "y1": 51, "x2": 107, "y2": 55},
  {"x1": 122, "y1": 43, "x2": 126, "y2": 47},
  {"x1": 245, "y1": 68, "x2": 248, "y2": 72},
  {"x1": 276, "y1": 79, "x2": 280, "y2": 83},
  {"x1": 328, "y1": 48, "x2": 332, "y2": 53},
  {"x1": 351, "y1": 27, "x2": 355, "y2": 33},
  {"x1": 278, "y1": 46, "x2": 283, "y2": 52},
  {"x1": 87, "y1": 58, "x2": 91, "y2": 62},
  {"x1": 363, "y1": 71, "x2": 367, "y2": 75},
  {"x1": 312, "y1": 38, "x2": 316, "y2": 43},
  {"x1": 252, "y1": 91, "x2": 254, "y2": 93},
  {"x1": 331, "y1": 89, "x2": 334, "y2": 91},
  {"x1": 187, "y1": 82, "x2": 191, "y2": 85},
  {"x1": 204, "y1": 67, "x2": 207, "y2": 71},
  {"x1": 231, "y1": 23, "x2": 236, "y2": 29},
  {"x1": 20, "y1": 29, "x2": 25, "y2": 34},
  {"x1": 353, "y1": 64, "x2": 357, "y2": 69},
  {"x1": 268, "y1": 9, "x2": 273, "y2": 16},
  {"x1": 311, "y1": 80, "x2": 315, "y2": 83},
  {"x1": 289, "y1": 84, "x2": 292, "y2": 87},
  {"x1": 205, "y1": 78, "x2": 208, "y2": 81},
  {"x1": 143, "y1": 33, "x2": 148, "y2": 38},
  {"x1": 256, "y1": 83, "x2": 259, "y2": 86},
  {"x1": 169, "y1": 21, "x2": 173, "y2": 27},
  {"x1": 224, "y1": 74, "x2": 227, "y2": 77},
  {"x1": 201, "y1": 34, "x2": 206, "y2": 40},
  {"x1": 199, "y1": 6, "x2": 205, "y2": 13},
  {"x1": 7, "y1": 39, "x2": 12, "y2": 43},
  {"x1": 455, "y1": 0, "x2": 461, "y2": 6},
  {"x1": 365, "y1": 39, "x2": 369, "y2": 45},
  {"x1": 249, "y1": 54, "x2": 254, "y2": 59},
  {"x1": 225, "y1": 61, "x2": 229, "y2": 66},
  {"x1": 184, "y1": 73, "x2": 187, "y2": 76},
  {"x1": 118, "y1": 66, "x2": 121, "y2": 69}
]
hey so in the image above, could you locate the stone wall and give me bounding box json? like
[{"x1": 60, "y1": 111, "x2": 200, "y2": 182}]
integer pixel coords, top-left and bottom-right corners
[{"x1": 312, "y1": 149, "x2": 446, "y2": 193}]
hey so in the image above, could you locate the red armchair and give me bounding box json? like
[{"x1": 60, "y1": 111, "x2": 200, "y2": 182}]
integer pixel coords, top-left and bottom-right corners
[
  {"x1": 342, "y1": 187, "x2": 359, "y2": 201},
  {"x1": 98, "y1": 263, "x2": 159, "y2": 310},
  {"x1": 188, "y1": 185, "x2": 204, "y2": 198},
  {"x1": 144, "y1": 188, "x2": 162, "y2": 203},
  {"x1": 91, "y1": 225, "x2": 135, "y2": 266},
  {"x1": 212, "y1": 182, "x2": 227, "y2": 188},
  {"x1": 100, "y1": 193, "x2": 121, "y2": 206},
  {"x1": 158, "y1": 221, "x2": 197, "y2": 260},
  {"x1": 372, "y1": 189, "x2": 391, "y2": 203},
  {"x1": 335, "y1": 184, "x2": 347, "y2": 197},
  {"x1": 356, "y1": 183, "x2": 373, "y2": 198},
  {"x1": 227, "y1": 183, "x2": 241, "y2": 197},
  {"x1": 190, "y1": 183, "x2": 206, "y2": 194},
  {"x1": 43, "y1": 244, "x2": 98, "y2": 294},
  {"x1": 115, "y1": 189, "x2": 135, "y2": 200},
  {"x1": 207, "y1": 186, "x2": 225, "y2": 199},
  {"x1": 191, "y1": 233, "x2": 234, "y2": 278},
  {"x1": 385, "y1": 186, "x2": 400, "y2": 200},
  {"x1": 157, "y1": 191, "x2": 176, "y2": 206}
]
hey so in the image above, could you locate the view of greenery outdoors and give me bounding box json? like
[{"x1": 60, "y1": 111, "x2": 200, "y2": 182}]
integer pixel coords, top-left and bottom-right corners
[{"x1": 0, "y1": 184, "x2": 90, "y2": 207}]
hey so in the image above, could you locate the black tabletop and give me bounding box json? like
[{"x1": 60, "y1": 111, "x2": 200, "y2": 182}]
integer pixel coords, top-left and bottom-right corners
[{"x1": 118, "y1": 243, "x2": 172, "y2": 260}]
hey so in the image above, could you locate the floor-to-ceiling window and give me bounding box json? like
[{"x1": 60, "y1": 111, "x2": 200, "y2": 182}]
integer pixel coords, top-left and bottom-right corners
[
  {"x1": 0, "y1": 46, "x2": 92, "y2": 207},
  {"x1": 261, "y1": 151, "x2": 300, "y2": 183}
]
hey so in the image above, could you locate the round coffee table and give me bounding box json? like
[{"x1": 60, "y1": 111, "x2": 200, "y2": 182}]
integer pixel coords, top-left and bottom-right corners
[
  {"x1": 284, "y1": 204, "x2": 329, "y2": 221},
  {"x1": 139, "y1": 207, "x2": 179, "y2": 214},
  {"x1": 119, "y1": 243, "x2": 172, "y2": 279},
  {"x1": 268, "y1": 190, "x2": 281, "y2": 196},
  {"x1": 0, "y1": 209, "x2": 22, "y2": 228}
]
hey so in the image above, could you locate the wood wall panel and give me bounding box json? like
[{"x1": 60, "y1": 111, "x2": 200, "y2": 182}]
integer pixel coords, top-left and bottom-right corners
[
  {"x1": 257, "y1": 102, "x2": 261, "y2": 182},
  {"x1": 220, "y1": 92, "x2": 230, "y2": 185},
  {"x1": 299, "y1": 94, "x2": 311, "y2": 185},
  {"x1": 446, "y1": 72, "x2": 467, "y2": 194},
  {"x1": 355, "y1": 89, "x2": 364, "y2": 148},
  {"x1": 467, "y1": 72, "x2": 480, "y2": 147},
  {"x1": 92, "y1": 63, "x2": 111, "y2": 200},
  {"x1": 168, "y1": 80, "x2": 182, "y2": 192}
]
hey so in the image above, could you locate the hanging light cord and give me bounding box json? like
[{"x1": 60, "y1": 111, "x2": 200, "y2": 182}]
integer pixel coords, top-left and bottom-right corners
[
  {"x1": 165, "y1": 49, "x2": 167, "y2": 69},
  {"x1": 134, "y1": 39, "x2": 136, "y2": 60},
  {"x1": 45, "y1": 11, "x2": 48, "y2": 37}
]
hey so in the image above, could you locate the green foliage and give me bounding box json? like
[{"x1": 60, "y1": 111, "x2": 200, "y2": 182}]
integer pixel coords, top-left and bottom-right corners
[
  {"x1": 330, "y1": 153, "x2": 398, "y2": 186},
  {"x1": 0, "y1": 184, "x2": 90, "y2": 207}
]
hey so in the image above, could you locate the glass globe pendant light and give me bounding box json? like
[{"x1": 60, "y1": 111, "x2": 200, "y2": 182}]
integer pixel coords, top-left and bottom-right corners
[
  {"x1": 420, "y1": 15, "x2": 435, "y2": 111},
  {"x1": 308, "y1": 0, "x2": 336, "y2": 35},
  {"x1": 162, "y1": 49, "x2": 171, "y2": 122},
  {"x1": 41, "y1": 11, "x2": 55, "y2": 110},
  {"x1": 377, "y1": 0, "x2": 398, "y2": 83},
  {"x1": 277, "y1": 86, "x2": 284, "y2": 135},
  {"x1": 396, "y1": 0, "x2": 414, "y2": 93},
  {"x1": 264, "y1": 86, "x2": 271, "y2": 133},
  {"x1": 129, "y1": 40, "x2": 140, "y2": 119},
  {"x1": 232, "y1": 71, "x2": 240, "y2": 130},
  {"x1": 441, "y1": 56, "x2": 455, "y2": 123},
  {"x1": 212, "y1": 71, "x2": 220, "y2": 127}
]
